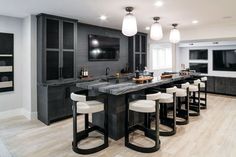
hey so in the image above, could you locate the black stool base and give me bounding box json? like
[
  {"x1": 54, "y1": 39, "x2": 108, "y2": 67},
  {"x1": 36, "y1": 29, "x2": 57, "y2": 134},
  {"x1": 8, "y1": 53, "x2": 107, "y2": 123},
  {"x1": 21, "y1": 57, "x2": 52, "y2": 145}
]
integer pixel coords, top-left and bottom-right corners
[
  {"x1": 126, "y1": 124, "x2": 160, "y2": 153},
  {"x1": 72, "y1": 125, "x2": 108, "y2": 155},
  {"x1": 160, "y1": 118, "x2": 176, "y2": 136},
  {"x1": 176, "y1": 110, "x2": 189, "y2": 125}
]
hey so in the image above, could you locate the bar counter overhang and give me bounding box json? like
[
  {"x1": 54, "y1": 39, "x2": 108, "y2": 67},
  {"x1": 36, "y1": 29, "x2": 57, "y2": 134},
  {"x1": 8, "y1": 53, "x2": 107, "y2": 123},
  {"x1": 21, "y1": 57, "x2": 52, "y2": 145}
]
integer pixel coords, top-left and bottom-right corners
[{"x1": 76, "y1": 75, "x2": 192, "y2": 140}]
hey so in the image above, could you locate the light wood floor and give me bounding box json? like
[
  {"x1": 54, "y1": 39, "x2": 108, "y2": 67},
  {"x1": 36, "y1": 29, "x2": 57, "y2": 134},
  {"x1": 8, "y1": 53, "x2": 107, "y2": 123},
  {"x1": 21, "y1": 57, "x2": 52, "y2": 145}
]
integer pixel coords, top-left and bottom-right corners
[{"x1": 0, "y1": 94, "x2": 236, "y2": 157}]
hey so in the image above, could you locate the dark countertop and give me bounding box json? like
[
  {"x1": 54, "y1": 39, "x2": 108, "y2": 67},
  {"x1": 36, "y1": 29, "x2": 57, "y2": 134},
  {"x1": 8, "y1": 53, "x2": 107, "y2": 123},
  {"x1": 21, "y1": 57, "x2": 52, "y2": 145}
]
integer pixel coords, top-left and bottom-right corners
[{"x1": 76, "y1": 75, "x2": 191, "y2": 95}]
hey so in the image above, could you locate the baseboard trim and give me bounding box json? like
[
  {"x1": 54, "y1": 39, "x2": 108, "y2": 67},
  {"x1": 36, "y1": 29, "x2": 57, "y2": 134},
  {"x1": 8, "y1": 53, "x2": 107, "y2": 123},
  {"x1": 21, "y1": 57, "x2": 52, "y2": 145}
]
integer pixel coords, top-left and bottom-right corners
[
  {"x1": 0, "y1": 108, "x2": 38, "y2": 120},
  {"x1": 0, "y1": 108, "x2": 23, "y2": 119}
]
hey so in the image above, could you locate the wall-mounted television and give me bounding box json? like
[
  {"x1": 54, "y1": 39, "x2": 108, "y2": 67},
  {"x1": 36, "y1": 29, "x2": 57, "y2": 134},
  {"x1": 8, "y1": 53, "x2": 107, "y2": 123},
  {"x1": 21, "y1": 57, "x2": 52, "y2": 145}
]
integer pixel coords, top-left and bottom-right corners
[
  {"x1": 88, "y1": 34, "x2": 120, "y2": 61},
  {"x1": 189, "y1": 49, "x2": 208, "y2": 60},
  {"x1": 213, "y1": 50, "x2": 236, "y2": 71},
  {"x1": 189, "y1": 63, "x2": 208, "y2": 74}
]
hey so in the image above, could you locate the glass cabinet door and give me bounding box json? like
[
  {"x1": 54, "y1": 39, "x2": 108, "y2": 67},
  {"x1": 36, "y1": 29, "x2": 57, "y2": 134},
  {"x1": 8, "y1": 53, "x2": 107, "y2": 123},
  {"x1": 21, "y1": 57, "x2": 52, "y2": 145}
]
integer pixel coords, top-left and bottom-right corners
[
  {"x1": 135, "y1": 53, "x2": 140, "y2": 70},
  {"x1": 62, "y1": 51, "x2": 74, "y2": 79},
  {"x1": 63, "y1": 22, "x2": 74, "y2": 49},
  {"x1": 141, "y1": 35, "x2": 147, "y2": 53},
  {"x1": 46, "y1": 51, "x2": 60, "y2": 80},
  {"x1": 46, "y1": 19, "x2": 59, "y2": 49}
]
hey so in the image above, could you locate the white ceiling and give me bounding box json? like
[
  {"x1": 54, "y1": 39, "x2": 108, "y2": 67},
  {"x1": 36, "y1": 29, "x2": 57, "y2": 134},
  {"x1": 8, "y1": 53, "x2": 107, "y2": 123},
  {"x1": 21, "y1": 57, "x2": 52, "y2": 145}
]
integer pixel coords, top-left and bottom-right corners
[{"x1": 0, "y1": 0, "x2": 236, "y2": 32}]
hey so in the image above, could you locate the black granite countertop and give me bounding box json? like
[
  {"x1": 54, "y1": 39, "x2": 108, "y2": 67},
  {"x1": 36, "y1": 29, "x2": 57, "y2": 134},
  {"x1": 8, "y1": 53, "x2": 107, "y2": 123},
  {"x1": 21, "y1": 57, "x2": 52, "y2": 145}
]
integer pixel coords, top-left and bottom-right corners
[{"x1": 76, "y1": 75, "x2": 191, "y2": 95}]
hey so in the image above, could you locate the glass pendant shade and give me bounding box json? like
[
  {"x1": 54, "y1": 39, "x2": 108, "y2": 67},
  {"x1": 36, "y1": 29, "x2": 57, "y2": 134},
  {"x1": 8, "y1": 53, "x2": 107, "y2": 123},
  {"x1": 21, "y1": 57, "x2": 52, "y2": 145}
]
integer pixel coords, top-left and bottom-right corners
[
  {"x1": 122, "y1": 13, "x2": 137, "y2": 36},
  {"x1": 169, "y1": 26, "x2": 181, "y2": 43},
  {"x1": 150, "y1": 22, "x2": 163, "y2": 40}
]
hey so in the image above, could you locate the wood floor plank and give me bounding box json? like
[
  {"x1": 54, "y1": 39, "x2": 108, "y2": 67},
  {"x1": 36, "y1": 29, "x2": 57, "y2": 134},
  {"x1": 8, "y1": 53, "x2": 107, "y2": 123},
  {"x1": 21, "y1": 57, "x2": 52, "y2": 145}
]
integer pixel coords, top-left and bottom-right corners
[{"x1": 0, "y1": 94, "x2": 236, "y2": 157}]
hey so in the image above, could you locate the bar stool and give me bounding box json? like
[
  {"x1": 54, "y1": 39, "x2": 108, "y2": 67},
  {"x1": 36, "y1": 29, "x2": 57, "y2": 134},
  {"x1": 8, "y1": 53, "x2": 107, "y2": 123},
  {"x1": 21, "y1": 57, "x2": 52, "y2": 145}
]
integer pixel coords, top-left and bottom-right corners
[
  {"x1": 71, "y1": 92, "x2": 108, "y2": 154},
  {"x1": 125, "y1": 92, "x2": 161, "y2": 153},
  {"x1": 194, "y1": 77, "x2": 207, "y2": 109},
  {"x1": 159, "y1": 92, "x2": 177, "y2": 136},
  {"x1": 181, "y1": 82, "x2": 201, "y2": 116},
  {"x1": 166, "y1": 86, "x2": 190, "y2": 125}
]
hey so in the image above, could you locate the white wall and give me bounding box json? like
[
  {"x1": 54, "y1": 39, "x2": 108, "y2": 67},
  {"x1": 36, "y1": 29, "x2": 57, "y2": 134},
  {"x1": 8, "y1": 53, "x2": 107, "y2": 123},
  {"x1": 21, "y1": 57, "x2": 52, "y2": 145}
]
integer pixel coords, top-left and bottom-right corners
[
  {"x1": 0, "y1": 16, "x2": 23, "y2": 112},
  {"x1": 177, "y1": 44, "x2": 236, "y2": 78},
  {"x1": 22, "y1": 15, "x2": 37, "y2": 119},
  {"x1": 0, "y1": 15, "x2": 37, "y2": 119}
]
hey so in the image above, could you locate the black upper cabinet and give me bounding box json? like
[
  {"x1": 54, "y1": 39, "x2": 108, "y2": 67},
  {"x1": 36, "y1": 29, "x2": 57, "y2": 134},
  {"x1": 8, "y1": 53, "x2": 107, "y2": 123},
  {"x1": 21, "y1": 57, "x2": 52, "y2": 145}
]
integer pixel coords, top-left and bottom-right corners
[
  {"x1": 63, "y1": 21, "x2": 74, "y2": 49},
  {"x1": 37, "y1": 14, "x2": 77, "y2": 84},
  {"x1": 128, "y1": 33, "x2": 147, "y2": 72},
  {"x1": 141, "y1": 35, "x2": 147, "y2": 53},
  {"x1": 46, "y1": 19, "x2": 59, "y2": 49},
  {"x1": 62, "y1": 51, "x2": 74, "y2": 79},
  {"x1": 46, "y1": 51, "x2": 59, "y2": 80}
]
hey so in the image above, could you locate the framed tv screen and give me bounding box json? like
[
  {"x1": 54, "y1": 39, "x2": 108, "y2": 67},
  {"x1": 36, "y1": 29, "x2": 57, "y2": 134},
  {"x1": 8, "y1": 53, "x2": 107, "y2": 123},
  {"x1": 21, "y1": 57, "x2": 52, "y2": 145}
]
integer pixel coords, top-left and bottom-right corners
[
  {"x1": 189, "y1": 63, "x2": 208, "y2": 74},
  {"x1": 213, "y1": 50, "x2": 236, "y2": 71},
  {"x1": 189, "y1": 49, "x2": 208, "y2": 60},
  {"x1": 88, "y1": 34, "x2": 120, "y2": 61}
]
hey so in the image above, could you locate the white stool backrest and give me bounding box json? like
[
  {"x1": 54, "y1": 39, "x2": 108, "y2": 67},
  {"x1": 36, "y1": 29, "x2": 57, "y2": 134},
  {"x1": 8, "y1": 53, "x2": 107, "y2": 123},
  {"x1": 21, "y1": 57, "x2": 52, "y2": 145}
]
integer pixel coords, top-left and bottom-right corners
[
  {"x1": 181, "y1": 82, "x2": 190, "y2": 89},
  {"x1": 166, "y1": 86, "x2": 177, "y2": 94},
  {"x1": 201, "y1": 77, "x2": 207, "y2": 81},
  {"x1": 71, "y1": 93, "x2": 86, "y2": 102},
  {"x1": 194, "y1": 79, "x2": 201, "y2": 85},
  {"x1": 146, "y1": 92, "x2": 161, "y2": 101}
]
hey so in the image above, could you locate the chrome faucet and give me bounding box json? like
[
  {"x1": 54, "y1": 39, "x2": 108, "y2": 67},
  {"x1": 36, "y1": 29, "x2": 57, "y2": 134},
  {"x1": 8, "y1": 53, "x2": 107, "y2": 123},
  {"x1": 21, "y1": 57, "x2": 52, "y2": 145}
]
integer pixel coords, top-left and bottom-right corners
[{"x1": 105, "y1": 67, "x2": 110, "y2": 76}]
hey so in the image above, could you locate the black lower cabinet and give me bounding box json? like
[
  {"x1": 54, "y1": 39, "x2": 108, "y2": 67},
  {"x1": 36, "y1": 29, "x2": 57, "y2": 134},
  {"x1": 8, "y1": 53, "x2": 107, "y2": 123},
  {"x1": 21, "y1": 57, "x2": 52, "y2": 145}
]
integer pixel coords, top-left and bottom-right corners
[
  {"x1": 207, "y1": 76, "x2": 236, "y2": 96},
  {"x1": 37, "y1": 83, "x2": 78, "y2": 125}
]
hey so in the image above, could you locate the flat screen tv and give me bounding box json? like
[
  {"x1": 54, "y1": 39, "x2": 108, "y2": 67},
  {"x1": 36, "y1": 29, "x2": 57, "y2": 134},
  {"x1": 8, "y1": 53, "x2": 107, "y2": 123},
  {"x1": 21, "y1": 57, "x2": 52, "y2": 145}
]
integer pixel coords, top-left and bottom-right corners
[
  {"x1": 213, "y1": 49, "x2": 236, "y2": 71},
  {"x1": 88, "y1": 34, "x2": 120, "y2": 61},
  {"x1": 189, "y1": 49, "x2": 208, "y2": 60},
  {"x1": 189, "y1": 63, "x2": 208, "y2": 74}
]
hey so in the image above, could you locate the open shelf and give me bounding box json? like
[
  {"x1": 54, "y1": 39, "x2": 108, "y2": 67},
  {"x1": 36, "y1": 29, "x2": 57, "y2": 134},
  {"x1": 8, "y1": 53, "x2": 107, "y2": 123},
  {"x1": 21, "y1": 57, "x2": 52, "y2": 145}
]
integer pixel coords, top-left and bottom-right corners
[{"x1": 0, "y1": 33, "x2": 14, "y2": 92}]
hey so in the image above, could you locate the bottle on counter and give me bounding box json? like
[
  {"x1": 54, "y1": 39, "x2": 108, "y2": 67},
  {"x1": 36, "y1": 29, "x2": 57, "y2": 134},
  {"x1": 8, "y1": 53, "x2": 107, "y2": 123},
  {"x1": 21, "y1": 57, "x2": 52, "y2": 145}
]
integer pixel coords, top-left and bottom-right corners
[
  {"x1": 80, "y1": 67, "x2": 84, "y2": 78},
  {"x1": 135, "y1": 68, "x2": 140, "y2": 78}
]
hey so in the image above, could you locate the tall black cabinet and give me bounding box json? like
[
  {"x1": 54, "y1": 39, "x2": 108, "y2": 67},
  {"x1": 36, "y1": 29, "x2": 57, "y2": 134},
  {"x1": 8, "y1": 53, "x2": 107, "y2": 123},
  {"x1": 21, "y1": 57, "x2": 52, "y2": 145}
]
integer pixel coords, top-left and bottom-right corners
[
  {"x1": 37, "y1": 14, "x2": 78, "y2": 125},
  {"x1": 128, "y1": 33, "x2": 147, "y2": 72}
]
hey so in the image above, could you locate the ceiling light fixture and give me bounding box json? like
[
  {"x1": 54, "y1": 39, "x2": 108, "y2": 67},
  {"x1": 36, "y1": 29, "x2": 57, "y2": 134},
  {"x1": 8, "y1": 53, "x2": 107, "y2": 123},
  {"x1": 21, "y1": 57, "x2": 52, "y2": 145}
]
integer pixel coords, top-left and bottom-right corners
[
  {"x1": 169, "y1": 23, "x2": 181, "y2": 43},
  {"x1": 100, "y1": 15, "x2": 107, "y2": 20},
  {"x1": 192, "y1": 20, "x2": 199, "y2": 24},
  {"x1": 154, "y1": 1, "x2": 163, "y2": 7},
  {"x1": 145, "y1": 26, "x2": 150, "y2": 30},
  {"x1": 150, "y1": 17, "x2": 163, "y2": 40},
  {"x1": 122, "y1": 7, "x2": 137, "y2": 37}
]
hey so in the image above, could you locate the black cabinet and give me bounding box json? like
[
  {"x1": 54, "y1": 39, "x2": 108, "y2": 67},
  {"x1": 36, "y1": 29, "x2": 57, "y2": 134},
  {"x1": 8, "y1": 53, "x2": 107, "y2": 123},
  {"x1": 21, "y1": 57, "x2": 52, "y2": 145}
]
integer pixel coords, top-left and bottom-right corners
[
  {"x1": 37, "y1": 83, "x2": 78, "y2": 125},
  {"x1": 37, "y1": 14, "x2": 77, "y2": 84},
  {"x1": 206, "y1": 76, "x2": 236, "y2": 96},
  {"x1": 128, "y1": 33, "x2": 147, "y2": 72},
  {"x1": 37, "y1": 14, "x2": 78, "y2": 125}
]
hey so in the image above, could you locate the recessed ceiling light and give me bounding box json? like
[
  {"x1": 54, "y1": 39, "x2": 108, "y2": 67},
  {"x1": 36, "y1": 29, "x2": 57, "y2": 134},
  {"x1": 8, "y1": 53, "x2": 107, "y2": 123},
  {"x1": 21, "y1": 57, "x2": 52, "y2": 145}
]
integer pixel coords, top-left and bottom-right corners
[
  {"x1": 100, "y1": 15, "x2": 107, "y2": 20},
  {"x1": 154, "y1": 1, "x2": 163, "y2": 7},
  {"x1": 192, "y1": 20, "x2": 199, "y2": 24},
  {"x1": 145, "y1": 26, "x2": 150, "y2": 30}
]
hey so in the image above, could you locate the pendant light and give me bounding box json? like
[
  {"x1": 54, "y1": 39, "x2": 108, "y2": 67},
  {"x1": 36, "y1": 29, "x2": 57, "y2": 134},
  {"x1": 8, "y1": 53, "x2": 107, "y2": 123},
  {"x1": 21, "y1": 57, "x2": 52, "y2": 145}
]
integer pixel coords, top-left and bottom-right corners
[
  {"x1": 150, "y1": 17, "x2": 163, "y2": 40},
  {"x1": 169, "y1": 23, "x2": 181, "y2": 43},
  {"x1": 122, "y1": 7, "x2": 137, "y2": 37}
]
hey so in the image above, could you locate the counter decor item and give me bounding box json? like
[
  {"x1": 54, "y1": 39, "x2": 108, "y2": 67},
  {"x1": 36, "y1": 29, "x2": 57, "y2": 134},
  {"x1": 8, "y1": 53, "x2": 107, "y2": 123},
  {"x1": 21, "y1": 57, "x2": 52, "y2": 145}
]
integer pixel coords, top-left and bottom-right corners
[{"x1": 133, "y1": 75, "x2": 153, "y2": 84}]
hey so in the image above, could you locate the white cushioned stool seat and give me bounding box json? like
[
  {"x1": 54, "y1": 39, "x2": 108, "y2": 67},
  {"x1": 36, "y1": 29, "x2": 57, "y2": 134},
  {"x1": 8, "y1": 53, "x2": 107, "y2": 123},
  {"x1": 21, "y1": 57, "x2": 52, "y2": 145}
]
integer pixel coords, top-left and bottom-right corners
[
  {"x1": 130, "y1": 100, "x2": 156, "y2": 113},
  {"x1": 159, "y1": 93, "x2": 173, "y2": 103},
  {"x1": 166, "y1": 86, "x2": 187, "y2": 97},
  {"x1": 77, "y1": 101, "x2": 104, "y2": 114},
  {"x1": 193, "y1": 79, "x2": 205, "y2": 88},
  {"x1": 201, "y1": 77, "x2": 207, "y2": 81},
  {"x1": 181, "y1": 82, "x2": 198, "y2": 92}
]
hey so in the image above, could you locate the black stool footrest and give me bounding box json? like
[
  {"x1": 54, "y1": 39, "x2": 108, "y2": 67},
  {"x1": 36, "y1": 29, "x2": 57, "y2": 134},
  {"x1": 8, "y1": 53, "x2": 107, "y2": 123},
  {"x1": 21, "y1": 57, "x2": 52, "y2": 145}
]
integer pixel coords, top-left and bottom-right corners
[
  {"x1": 126, "y1": 124, "x2": 160, "y2": 153},
  {"x1": 72, "y1": 125, "x2": 108, "y2": 155},
  {"x1": 160, "y1": 118, "x2": 176, "y2": 136}
]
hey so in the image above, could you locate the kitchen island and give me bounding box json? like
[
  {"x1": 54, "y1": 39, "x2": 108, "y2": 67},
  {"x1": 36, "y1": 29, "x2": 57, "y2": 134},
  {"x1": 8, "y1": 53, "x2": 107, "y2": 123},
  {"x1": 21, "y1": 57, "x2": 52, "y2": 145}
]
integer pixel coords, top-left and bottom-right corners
[{"x1": 76, "y1": 75, "x2": 191, "y2": 140}]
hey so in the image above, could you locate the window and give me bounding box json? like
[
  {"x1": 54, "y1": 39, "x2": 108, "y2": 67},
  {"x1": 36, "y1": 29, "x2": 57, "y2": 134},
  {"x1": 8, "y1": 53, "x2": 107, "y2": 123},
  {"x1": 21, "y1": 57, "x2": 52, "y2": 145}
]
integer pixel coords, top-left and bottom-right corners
[{"x1": 151, "y1": 46, "x2": 172, "y2": 70}]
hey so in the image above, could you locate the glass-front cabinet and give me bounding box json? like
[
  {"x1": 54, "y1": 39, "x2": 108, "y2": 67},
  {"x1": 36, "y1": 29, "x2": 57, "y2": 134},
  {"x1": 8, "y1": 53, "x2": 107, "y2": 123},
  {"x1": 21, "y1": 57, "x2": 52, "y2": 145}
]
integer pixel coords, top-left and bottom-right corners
[{"x1": 37, "y1": 14, "x2": 77, "y2": 84}]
